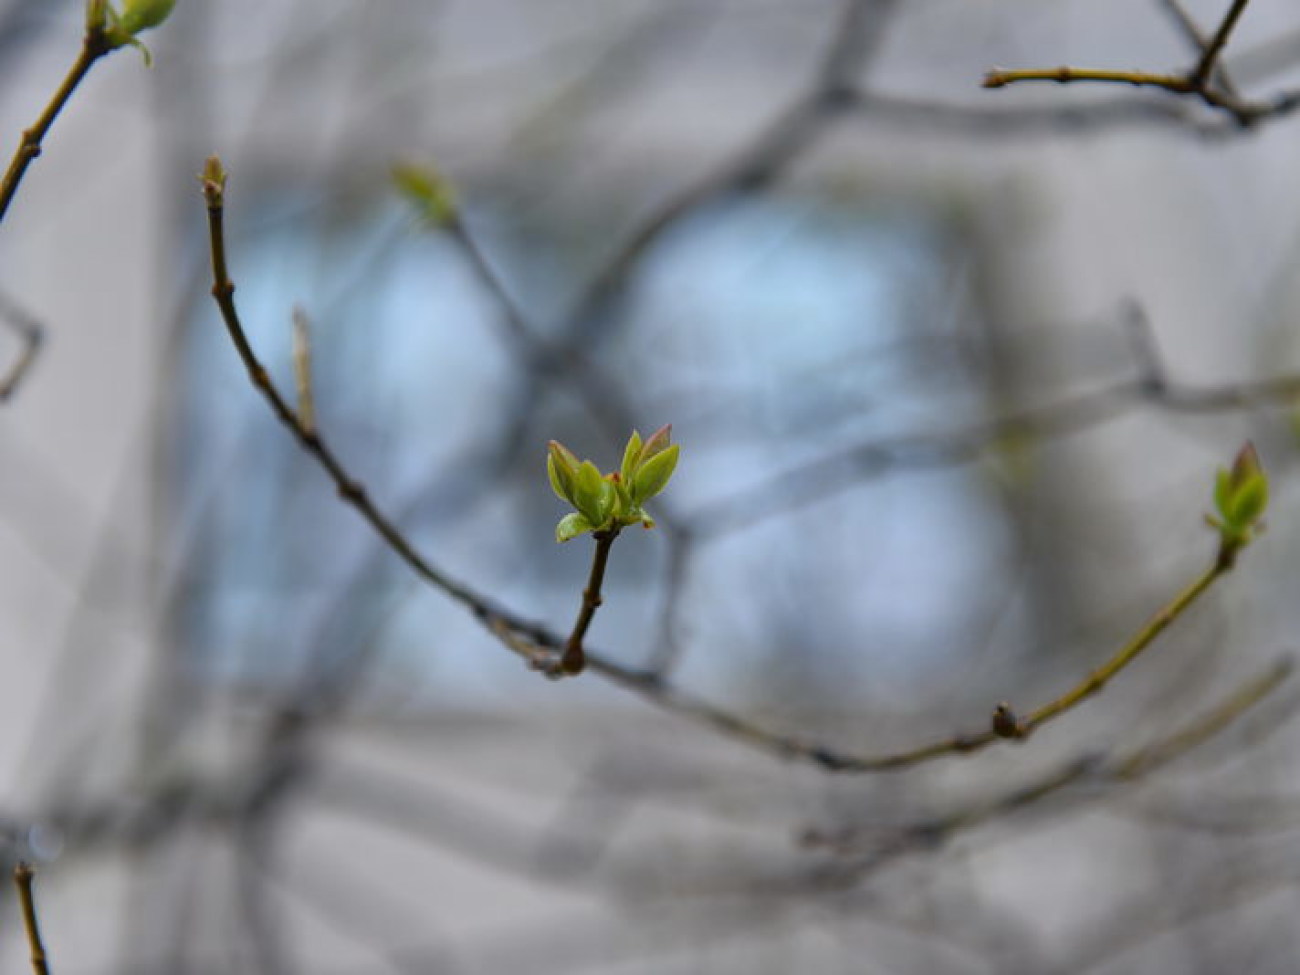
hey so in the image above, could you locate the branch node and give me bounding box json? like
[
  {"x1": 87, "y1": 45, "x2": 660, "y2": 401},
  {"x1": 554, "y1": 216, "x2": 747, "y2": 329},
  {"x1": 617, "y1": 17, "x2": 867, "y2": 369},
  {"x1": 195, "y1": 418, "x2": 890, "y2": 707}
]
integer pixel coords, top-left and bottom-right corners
[{"x1": 991, "y1": 702, "x2": 1027, "y2": 739}]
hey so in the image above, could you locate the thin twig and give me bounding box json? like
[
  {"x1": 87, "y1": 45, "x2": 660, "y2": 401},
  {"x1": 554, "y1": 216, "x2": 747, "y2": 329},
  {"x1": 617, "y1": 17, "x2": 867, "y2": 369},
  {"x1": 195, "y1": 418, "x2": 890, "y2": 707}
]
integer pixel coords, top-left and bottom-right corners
[
  {"x1": 0, "y1": 24, "x2": 110, "y2": 226},
  {"x1": 983, "y1": 68, "x2": 1194, "y2": 94},
  {"x1": 980, "y1": 66, "x2": 1281, "y2": 124},
  {"x1": 804, "y1": 655, "x2": 1293, "y2": 860},
  {"x1": 200, "y1": 158, "x2": 512, "y2": 626},
  {"x1": 597, "y1": 540, "x2": 1243, "y2": 772},
  {"x1": 13, "y1": 862, "x2": 52, "y2": 975},
  {"x1": 1157, "y1": 0, "x2": 1240, "y2": 97},
  {"x1": 982, "y1": 0, "x2": 1281, "y2": 128},
  {"x1": 1190, "y1": 0, "x2": 1253, "y2": 88},
  {"x1": 561, "y1": 530, "x2": 619, "y2": 676},
  {"x1": 1008, "y1": 552, "x2": 1233, "y2": 736}
]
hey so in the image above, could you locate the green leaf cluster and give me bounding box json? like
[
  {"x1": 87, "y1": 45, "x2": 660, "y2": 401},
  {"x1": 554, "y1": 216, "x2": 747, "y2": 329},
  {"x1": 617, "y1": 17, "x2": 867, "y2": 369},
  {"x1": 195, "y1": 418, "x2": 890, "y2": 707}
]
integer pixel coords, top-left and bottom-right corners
[{"x1": 548, "y1": 426, "x2": 680, "y2": 542}]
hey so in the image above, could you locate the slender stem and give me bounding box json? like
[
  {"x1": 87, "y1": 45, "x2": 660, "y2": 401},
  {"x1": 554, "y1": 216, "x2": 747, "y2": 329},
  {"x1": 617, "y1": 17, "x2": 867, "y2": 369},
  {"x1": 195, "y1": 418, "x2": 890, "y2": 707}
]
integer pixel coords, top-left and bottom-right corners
[
  {"x1": 201, "y1": 161, "x2": 514, "y2": 622},
  {"x1": 1191, "y1": 0, "x2": 1252, "y2": 88},
  {"x1": 1021, "y1": 555, "x2": 1230, "y2": 732},
  {"x1": 595, "y1": 540, "x2": 1244, "y2": 772},
  {"x1": 1158, "y1": 0, "x2": 1240, "y2": 97},
  {"x1": 804, "y1": 656, "x2": 1292, "y2": 857},
  {"x1": 13, "y1": 862, "x2": 52, "y2": 975},
  {"x1": 0, "y1": 27, "x2": 110, "y2": 226},
  {"x1": 562, "y1": 530, "x2": 619, "y2": 675},
  {"x1": 983, "y1": 68, "x2": 1193, "y2": 92},
  {"x1": 980, "y1": 0, "x2": 1273, "y2": 128}
]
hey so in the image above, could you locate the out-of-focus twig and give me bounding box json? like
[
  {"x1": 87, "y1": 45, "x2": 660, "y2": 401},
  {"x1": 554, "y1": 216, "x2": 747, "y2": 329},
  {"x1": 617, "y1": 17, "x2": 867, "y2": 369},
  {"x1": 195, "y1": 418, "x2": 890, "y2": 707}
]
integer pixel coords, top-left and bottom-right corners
[
  {"x1": 803, "y1": 655, "x2": 1293, "y2": 866},
  {"x1": 0, "y1": 290, "x2": 44, "y2": 402},
  {"x1": 684, "y1": 363, "x2": 1300, "y2": 538},
  {"x1": 559, "y1": 0, "x2": 898, "y2": 353}
]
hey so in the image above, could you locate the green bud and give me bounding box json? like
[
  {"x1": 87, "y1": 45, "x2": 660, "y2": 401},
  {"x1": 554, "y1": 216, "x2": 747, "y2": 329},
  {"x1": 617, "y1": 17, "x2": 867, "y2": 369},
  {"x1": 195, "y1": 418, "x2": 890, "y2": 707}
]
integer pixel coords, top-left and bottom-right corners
[
  {"x1": 1214, "y1": 467, "x2": 1234, "y2": 523},
  {"x1": 115, "y1": 0, "x2": 176, "y2": 34},
  {"x1": 199, "y1": 155, "x2": 226, "y2": 205},
  {"x1": 547, "y1": 426, "x2": 679, "y2": 542},
  {"x1": 1214, "y1": 441, "x2": 1269, "y2": 532},
  {"x1": 1227, "y1": 472, "x2": 1268, "y2": 528},
  {"x1": 1209, "y1": 441, "x2": 1269, "y2": 554},
  {"x1": 1230, "y1": 441, "x2": 1264, "y2": 486},
  {"x1": 103, "y1": 0, "x2": 175, "y2": 63}
]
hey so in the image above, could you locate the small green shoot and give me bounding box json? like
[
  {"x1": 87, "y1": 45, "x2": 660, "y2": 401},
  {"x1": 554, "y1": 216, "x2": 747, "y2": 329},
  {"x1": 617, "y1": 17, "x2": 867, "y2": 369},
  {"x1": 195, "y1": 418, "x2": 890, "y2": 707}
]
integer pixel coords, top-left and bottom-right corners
[
  {"x1": 1208, "y1": 441, "x2": 1269, "y2": 560},
  {"x1": 548, "y1": 426, "x2": 679, "y2": 543}
]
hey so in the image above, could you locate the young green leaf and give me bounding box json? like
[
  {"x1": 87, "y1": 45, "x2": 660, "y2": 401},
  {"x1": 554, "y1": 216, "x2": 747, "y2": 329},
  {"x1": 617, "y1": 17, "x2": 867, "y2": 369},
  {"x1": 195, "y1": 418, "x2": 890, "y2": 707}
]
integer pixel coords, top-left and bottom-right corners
[
  {"x1": 103, "y1": 0, "x2": 176, "y2": 63},
  {"x1": 114, "y1": 0, "x2": 176, "y2": 34},
  {"x1": 620, "y1": 430, "x2": 643, "y2": 484},
  {"x1": 640, "y1": 424, "x2": 672, "y2": 462},
  {"x1": 631, "y1": 443, "x2": 679, "y2": 503},
  {"x1": 1227, "y1": 474, "x2": 1268, "y2": 529},
  {"x1": 547, "y1": 441, "x2": 579, "y2": 503},
  {"x1": 572, "y1": 461, "x2": 606, "y2": 524},
  {"x1": 555, "y1": 512, "x2": 593, "y2": 543}
]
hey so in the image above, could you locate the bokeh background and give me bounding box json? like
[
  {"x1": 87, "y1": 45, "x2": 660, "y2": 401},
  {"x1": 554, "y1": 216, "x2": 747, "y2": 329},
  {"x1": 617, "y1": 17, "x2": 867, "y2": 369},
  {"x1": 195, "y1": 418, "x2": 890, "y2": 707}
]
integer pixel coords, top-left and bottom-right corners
[{"x1": 3, "y1": 1, "x2": 1300, "y2": 972}]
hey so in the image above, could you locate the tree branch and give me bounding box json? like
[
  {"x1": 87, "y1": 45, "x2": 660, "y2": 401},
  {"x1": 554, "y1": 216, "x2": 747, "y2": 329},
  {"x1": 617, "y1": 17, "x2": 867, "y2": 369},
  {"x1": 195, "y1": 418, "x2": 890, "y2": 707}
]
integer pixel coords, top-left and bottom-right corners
[
  {"x1": 561, "y1": 530, "x2": 619, "y2": 676},
  {"x1": 0, "y1": 24, "x2": 110, "y2": 226},
  {"x1": 982, "y1": 0, "x2": 1284, "y2": 128},
  {"x1": 1191, "y1": 0, "x2": 1253, "y2": 88},
  {"x1": 13, "y1": 862, "x2": 52, "y2": 975}
]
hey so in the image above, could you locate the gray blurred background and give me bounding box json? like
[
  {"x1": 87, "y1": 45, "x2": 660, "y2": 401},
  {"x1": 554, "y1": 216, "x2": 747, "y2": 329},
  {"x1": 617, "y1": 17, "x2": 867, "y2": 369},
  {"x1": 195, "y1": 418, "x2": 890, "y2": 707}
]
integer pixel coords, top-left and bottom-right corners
[{"x1": 2, "y1": 0, "x2": 1300, "y2": 972}]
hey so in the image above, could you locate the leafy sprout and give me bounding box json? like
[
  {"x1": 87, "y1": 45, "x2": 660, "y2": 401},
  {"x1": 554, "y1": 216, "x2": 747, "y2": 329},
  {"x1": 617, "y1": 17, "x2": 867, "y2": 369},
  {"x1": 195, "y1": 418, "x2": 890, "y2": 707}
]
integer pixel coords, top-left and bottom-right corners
[
  {"x1": 1209, "y1": 441, "x2": 1269, "y2": 550},
  {"x1": 548, "y1": 426, "x2": 679, "y2": 542}
]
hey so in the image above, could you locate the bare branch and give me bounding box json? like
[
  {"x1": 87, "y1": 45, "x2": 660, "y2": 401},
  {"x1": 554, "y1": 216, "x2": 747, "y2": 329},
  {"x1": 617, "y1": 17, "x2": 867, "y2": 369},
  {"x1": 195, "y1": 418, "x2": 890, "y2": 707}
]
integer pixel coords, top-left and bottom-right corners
[{"x1": 13, "y1": 862, "x2": 52, "y2": 975}]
